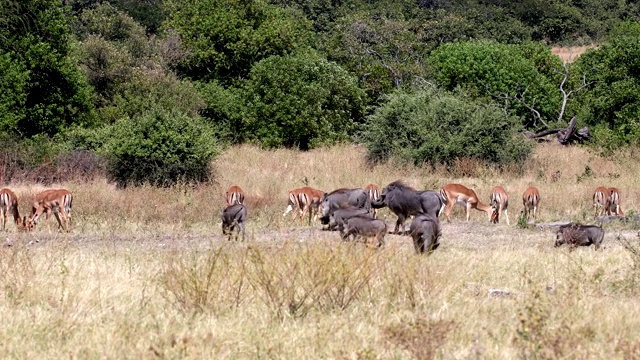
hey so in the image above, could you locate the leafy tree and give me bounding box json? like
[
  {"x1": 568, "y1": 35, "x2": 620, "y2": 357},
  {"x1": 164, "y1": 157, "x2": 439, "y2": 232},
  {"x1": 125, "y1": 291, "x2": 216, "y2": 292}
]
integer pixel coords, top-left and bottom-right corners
[
  {"x1": 103, "y1": 109, "x2": 217, "y2": 187},
  {"x1": 363, "y1": 87, "x2": 532, "y2": 167},
  {"x1": 573, "y1": 22, "x2": 640, "y2": 149},
  {"x1": 164, "y1": 0, "x2": 314, "y2": 83},
  {"x1": 0, "y1": 0, "x2": 96, "y2": 137},
  {"x1": 326, "y1": 13, "x2": 428, "y2": 102},
  {"x1": 241, "y1": 52, "x2": 366, "y2": 150},
  {"x1": 0, "y1": 53, "x2": 29, "y2": 135},
  {"x1": 430, "y1": 41, "x2": 562, "y2": 128},
  {"x1": 77, "y1": 3, "x2": 200, "y2": 124}
]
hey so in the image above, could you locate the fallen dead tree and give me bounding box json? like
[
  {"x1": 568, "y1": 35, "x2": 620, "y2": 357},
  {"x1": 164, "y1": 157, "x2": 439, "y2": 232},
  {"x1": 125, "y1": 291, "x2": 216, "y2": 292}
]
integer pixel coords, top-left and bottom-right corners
[{"x1": 524, "y1": 116, "x2": 590, "y2": 145}]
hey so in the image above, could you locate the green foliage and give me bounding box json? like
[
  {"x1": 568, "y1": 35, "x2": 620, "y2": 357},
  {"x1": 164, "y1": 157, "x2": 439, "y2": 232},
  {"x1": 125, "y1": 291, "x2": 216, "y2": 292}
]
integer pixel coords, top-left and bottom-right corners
[
  {"x1": 430, "y1": 41, "x2": 562, "y2": 128},
  {"x1": 363, "y1": 88, "x2": 532, "y2": 167},
  {"x1": 103, "y1": 110, "x2": 218, "y2": 187},
  {"x1": 241, "y1": 52, "x2": 366, "y2": 150},
  {"x1": 573, "y1": 22, "x2": 640, "y2": 149},
  {"x1": 198, "y1": 81, "x2": 247, "y2": 144},
  {"x1": 0, "y1": 0, "x2": 97, "y2": 137},
  {"x1": 0, "y1": 53, "x2": 29, "y2": 134},
  {"x1": 164, "y1": 0, "x2": 314, "y2": 83},
  {"x1": 326, "y1": 12, "x2": 428, "y2": 102}
]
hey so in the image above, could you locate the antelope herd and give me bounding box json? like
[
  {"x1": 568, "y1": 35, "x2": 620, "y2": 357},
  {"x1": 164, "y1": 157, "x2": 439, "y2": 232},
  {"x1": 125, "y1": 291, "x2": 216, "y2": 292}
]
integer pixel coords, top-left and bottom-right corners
[
  {"x1": 0, "y1": 182, "x2": 623, "y2": 252},
  {"x1": 220, "y1": 181, "x2": 623, "y2": 252}
]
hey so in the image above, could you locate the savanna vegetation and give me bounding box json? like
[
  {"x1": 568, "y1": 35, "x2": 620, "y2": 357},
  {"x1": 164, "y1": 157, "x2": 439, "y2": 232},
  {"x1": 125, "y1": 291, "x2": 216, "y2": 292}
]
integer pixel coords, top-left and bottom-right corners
[
  {"x1": 1, "y1": 0, "x2": 640, "y2": 184},
  {"x1": 3, "y1": 144, "x2": 640, "y2": 358},
  {"x1": 3, "y1": 0, "x2": 640, "y2": 358}
]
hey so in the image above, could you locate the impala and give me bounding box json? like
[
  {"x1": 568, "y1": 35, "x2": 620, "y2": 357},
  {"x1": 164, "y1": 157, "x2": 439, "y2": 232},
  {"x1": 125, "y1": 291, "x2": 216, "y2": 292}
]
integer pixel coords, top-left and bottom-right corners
[
  {"x1": 283, "y1": 186, "x2": 324, "y2": 224},
  {"x1": 364, "y1": 183, "x2": 380, "y2": 218},
  {"x1": 0, "y1": 188, "x2": 25, "y2": 231},
  {"x1": 225, "y1": 185, "x2": 245, "y2": 206},
  {"x1": 26, "y1": 189, "x2": 73, "y2": 233},
  {"x1": 592, "y1": 186, "x2": 610, "y2": 217},
  {"x1": 440, "y1": 183, "x2": 494, "y2": 222},
  {"x1": 490, "y1": 186, "x2": 510, "y2": 225},
  {"x1": 608, "y1": 187, "x2": 623, "y2": 216},
  {"x1": 521, "y1": 187, "x2": 540, "y2": 222}
]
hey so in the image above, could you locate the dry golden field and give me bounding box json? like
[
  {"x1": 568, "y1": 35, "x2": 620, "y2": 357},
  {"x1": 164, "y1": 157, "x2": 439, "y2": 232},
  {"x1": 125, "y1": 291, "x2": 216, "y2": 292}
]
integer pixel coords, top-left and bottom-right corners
[{"x1": 2, "y1": 143, "x2": 640, "y2": 359}]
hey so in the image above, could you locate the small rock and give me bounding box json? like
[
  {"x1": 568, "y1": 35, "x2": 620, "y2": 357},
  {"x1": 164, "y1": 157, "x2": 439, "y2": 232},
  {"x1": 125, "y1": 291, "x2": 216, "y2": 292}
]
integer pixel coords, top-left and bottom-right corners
[{"x1": 488, "y1": 288, "x2": 511, "y2": 297}]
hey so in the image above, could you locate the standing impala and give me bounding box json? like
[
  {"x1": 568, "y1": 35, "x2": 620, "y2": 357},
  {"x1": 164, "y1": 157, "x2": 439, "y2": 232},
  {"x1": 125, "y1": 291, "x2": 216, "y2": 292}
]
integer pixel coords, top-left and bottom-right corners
[
  {"x1": 283, "y1": 186, "x2": 324, "y2": 224},
  {"x1": 592, "y1": 186, "x2": 610, "y2": 217},
  {"x1": 521, "y1": 187, "x2": 540, "y2": 222},
  {"x1": 364, "y1": 183, "x2": 380, "y2": 218},
  {"x1": 0, "y1": 188, "x2": 25, "y2": 231},
  {"x1": 225, "y1": 185, "x2": 245, "y2": 206},
  {"x1": 26, "y1": 189, "x2": 73, "y2": 233},
  {"x1": 490, "y1": 186, "x2": 510, "y2": 225},
  {"x1": 440, "y1": 183, "x2": 494, "y2": 222},
  {"x1": 608, "y1": 187, "x2": 623, "y2": 216}
]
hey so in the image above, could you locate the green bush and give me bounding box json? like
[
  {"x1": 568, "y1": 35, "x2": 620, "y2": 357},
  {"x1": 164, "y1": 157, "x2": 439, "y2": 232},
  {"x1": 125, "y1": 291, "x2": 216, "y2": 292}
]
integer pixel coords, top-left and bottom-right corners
[
  {"x1": 241, "y1": 52, "x2": 366, "y2": 150},
  {"x1": 430, "y1": 41, "x2": 561, "y2": 128},
  {"x1": 362, "y1": 88, "x2": 532, "y2": 167},
  {"x1": 103, "y1": 110, "x2": 218, "y2": 187}
]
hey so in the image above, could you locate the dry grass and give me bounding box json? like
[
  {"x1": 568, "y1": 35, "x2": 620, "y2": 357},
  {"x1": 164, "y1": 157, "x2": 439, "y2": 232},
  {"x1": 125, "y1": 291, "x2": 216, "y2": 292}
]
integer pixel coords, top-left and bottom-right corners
[
  {"x1": 551, "y1": 45, "x2": 597, "y2": 63},
  {"x1": 2, "y1": 143, "x2": 640, "y2": 358}
]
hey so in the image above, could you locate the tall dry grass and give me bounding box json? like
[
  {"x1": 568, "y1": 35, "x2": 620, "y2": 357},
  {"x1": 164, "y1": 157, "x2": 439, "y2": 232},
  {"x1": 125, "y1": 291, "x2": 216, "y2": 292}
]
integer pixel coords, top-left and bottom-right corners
[{"x1": 1, "y1": 143, "x2": 640, "y2": 358}]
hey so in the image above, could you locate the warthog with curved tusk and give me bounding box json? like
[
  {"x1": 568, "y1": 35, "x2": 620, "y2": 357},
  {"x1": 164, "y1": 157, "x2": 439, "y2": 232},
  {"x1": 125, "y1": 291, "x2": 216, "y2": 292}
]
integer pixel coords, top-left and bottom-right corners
[
  {"x1": 319, "y1": 188, "x2": 371, "y2": 226},
  {"x1": 371, "y1": 180, "x2": 445, "y2": 234},
  {"x1": 341, "y1": 216, "x2": 387, "y2": 247},
  {"x1": 409, "y1": 214, "x2": 442, "y2": 254},
  {"x1": 221, "y1": 204, "x2": 247, "y2": 241},
  {"x1": 555, "y1": 223, "x2": 604, "y2": 250}
]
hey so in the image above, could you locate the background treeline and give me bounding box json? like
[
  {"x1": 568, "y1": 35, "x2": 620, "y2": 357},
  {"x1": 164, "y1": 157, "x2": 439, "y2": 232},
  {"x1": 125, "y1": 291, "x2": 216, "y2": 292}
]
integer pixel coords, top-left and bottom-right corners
[{"x1": 1, "y1": 0, "x2": 639, "y2": 186}]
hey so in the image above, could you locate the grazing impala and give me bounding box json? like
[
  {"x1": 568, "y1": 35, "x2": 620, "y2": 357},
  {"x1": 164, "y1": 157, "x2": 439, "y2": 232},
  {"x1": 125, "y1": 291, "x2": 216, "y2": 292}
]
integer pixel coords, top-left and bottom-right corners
[
  {"x1": 225, "y1": 185, "x2": 245, "y2": 206},
  {"x1": 593, "y1": 186, "x2": 610, "y2": 217},
  {"x1": 364, "y1": 183, "x2": 380, "y2": 218},
  {"x1": 440, "y1": 183, "x2": 494, "y2": 222},
  {"x1": 26, "y1": 189, "x2": 73, "y2": 233},
  {"x1": 521, "y1": 187, "x2": 540, "y2": 222},
  {"x1": 283, "y1": 186, "x2": 324, "y2": 224},
  {"x1": 0, "y1": 188, "x2": 25, "y2": 231},
  {"x1": 490, "y1": 186, "x2": 510, "y2": 225},
  {"x1": 608, "y1": 187, "x2": 623, "y2": 216}
]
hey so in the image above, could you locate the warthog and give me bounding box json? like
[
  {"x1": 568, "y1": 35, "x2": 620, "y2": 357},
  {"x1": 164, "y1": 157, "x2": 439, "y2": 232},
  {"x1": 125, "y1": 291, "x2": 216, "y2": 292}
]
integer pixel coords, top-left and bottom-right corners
[
  {"x1": 319, "y1": 188, "x2": 371, "y2": 226},
  {"x1": 341, "y1": 216, "x2": 387, "y2": 247},
  {"x1": 329, "y1": 207, "x2": 373, "y2": 233},
  {"x1": 555, "y1": 223, "x2": 604, "y2": 250},
  {"x1": 409, "y1": 214, "x2": 442, "y2": 254},
  {"x1": 221, "y1": 204, "x2": 247, "y2": 241},
  {"x1": 371, "y1": 180, "x2": 445, "y2": 234}
]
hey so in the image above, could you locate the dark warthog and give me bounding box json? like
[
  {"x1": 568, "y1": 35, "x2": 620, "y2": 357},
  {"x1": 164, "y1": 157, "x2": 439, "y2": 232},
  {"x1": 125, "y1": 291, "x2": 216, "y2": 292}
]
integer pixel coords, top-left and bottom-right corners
[
  {"x1": 372, "y1": 180, "x2": 445, "y2": 234},
  {"x1": 409, "y1": 214, "x2": 442, "y2": 254},
  {"x1": 341, "y1": 216, "x2": 387, "y2": 247},
  {"x1": 319, "y1": 188, "x2": 371, "y2": 226},
  {"x1": 221, "y1": 204, "x2": 247, "y2": 241},
  {"x1": 329, "y1": 207, "x2": 373, "y2": 233},
  {"x1": 555, "y1": 223, "x2": 604, "y2": 250}
]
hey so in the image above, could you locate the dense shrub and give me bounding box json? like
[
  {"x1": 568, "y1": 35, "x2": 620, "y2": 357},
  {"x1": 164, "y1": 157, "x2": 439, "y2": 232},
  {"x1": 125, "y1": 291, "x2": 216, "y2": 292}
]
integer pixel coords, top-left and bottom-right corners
[
  {"x1": 103, "y1": 110, "x2": 217, "y2": 187},
  {"x1": 241, "y1": 52, "x2": 366, "y2": 150},
  {"x1": 573, "y1": 22, "x2": 640, "y2": 150},
  {"x1": 430, "y1": 41, "x2": 561, "y2": 128},
  {"x1": 362, "y1": 88, "x2": 532, "y2": 167}
]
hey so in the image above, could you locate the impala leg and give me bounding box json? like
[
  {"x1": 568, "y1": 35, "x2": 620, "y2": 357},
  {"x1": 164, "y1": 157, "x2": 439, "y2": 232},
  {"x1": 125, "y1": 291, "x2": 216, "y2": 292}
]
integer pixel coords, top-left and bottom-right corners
[
  {"x1": 443, "y1": 202, "x2": 455, "y2": 223},
  {"x1": 504, "y1": 208, "x2": 510, "y2": 226},
  {"x1": 466, "y1": 202, "x2": 472, "y2": 222}
]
